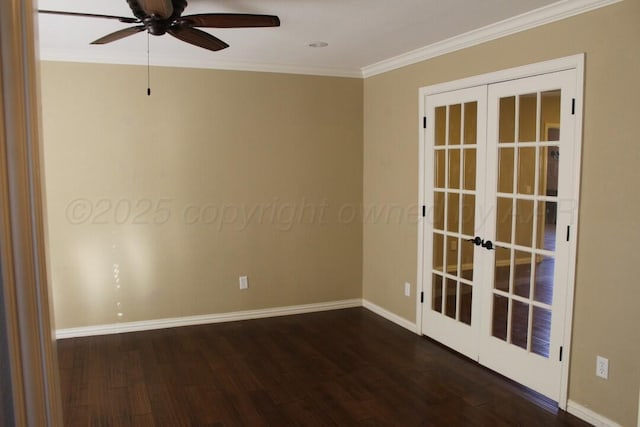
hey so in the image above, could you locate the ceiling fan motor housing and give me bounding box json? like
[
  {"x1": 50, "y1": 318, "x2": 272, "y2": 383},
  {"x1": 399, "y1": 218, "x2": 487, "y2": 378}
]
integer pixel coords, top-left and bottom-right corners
[
  {"x1": 129, "y1": 0, "x2": 188, "y2": 35},
  {"x1": 145, "y1": 16, "x2": 169, "y2": 35}
]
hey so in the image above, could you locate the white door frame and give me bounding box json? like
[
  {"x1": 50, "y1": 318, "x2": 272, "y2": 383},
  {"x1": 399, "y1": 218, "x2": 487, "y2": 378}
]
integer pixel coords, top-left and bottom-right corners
[{"x1": 416, "y1": 54, "x2": 585, "y2": 409}]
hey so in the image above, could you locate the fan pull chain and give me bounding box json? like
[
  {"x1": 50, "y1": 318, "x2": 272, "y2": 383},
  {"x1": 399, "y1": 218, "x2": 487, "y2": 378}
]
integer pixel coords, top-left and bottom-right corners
[{"x1": 147, "y1": 32, "x2": 151, "y2": 96}]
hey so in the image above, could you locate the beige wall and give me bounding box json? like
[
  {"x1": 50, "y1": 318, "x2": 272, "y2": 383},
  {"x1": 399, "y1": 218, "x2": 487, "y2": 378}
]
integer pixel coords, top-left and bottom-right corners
[
  {"x1": 363, "y1": 1, "x2": 639, "y2": 425},
  {"x1": 41, "y1": 63, "x2": 363, "y2": 329}
]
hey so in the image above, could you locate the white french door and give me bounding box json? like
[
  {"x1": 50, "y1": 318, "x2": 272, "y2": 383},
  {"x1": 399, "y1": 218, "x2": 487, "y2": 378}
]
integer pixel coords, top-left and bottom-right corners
[
  {"x1": 421, "y1": 67, "x2": 581, "y2": 402},
  {"x1": 422, "y1": 85, "x2": 487, "y2": 359}
]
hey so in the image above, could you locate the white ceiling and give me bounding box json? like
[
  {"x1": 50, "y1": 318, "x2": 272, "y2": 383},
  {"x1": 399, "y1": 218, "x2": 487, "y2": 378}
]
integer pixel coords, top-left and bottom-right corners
[{"x1": 37, "y1": 0, "x2": 615, "y2": 77}]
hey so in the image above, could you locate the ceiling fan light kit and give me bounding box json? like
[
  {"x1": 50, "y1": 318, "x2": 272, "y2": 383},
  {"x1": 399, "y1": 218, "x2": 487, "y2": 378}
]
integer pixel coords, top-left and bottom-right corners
[{"x1": 39, "y1": 0, "x2": 280, "y2": 52}]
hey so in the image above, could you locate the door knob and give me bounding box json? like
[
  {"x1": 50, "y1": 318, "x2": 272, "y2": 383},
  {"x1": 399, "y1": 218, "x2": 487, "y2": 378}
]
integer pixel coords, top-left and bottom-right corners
[
  {"x1": 466, "y1": 236, "x2": 495, "y2": 250},
  {"x1": 467, "y1": 236, "x2": 483, "y2": 246},
  {"x1": 482, "y1": 240, "x2": 495, "y2": 250}
]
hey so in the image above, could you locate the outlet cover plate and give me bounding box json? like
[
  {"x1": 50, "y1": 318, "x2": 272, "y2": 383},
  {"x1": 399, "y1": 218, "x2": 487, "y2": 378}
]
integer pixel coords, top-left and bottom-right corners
[
  {"x1": 596, "y1": 355, "x2": 608, "y2": 379},
  {"x1": 239, "y1": 276, "x2": 249, "y2": 290}
]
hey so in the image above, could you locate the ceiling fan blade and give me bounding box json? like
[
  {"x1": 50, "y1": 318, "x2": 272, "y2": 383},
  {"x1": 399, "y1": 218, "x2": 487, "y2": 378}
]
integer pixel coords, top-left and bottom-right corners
[
  {"x1": 168, "y1": 26, "x2": 229, "y2": 52},
  {"x1": 137, "y1": 0, "x2": 173, "y2": 19},
  {"x1": 178, "y1": 13, "x2": 280, "y2": 28},
  {"x1": 91, "y1": 26, "x2": 146, "y2": 45},
  {"x1": 38, "y1": 10, "x2": 139, "y2": 24}
]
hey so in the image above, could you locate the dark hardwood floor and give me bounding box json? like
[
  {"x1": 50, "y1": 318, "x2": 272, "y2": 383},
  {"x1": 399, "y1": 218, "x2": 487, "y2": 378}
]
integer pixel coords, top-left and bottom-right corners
[{"x1": 57, "y1": 308, "x2": 588, "y2": 426}]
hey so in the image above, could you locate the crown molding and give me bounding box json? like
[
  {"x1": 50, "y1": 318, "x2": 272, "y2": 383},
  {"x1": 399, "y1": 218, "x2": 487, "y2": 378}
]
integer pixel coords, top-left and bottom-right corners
[
  {"x1": 38, "y1": 48, "x2": 363, "y2": 78},
  {"x1": 361, "y1": 0, "x2": 623, "y2": 78}
]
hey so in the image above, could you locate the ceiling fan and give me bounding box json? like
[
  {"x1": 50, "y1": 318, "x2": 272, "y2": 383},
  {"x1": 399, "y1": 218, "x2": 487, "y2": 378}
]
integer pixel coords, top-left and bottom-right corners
[{"x1": 39, "y1": 0, "x2": 281, "y2": 52}]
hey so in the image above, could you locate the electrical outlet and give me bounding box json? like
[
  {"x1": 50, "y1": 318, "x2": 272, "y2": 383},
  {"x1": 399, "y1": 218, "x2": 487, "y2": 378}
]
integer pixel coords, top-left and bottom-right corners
[
  {"x1": 404, "y1": 282, "x2": 411, "y2": 297},
  {"x1": 239, "y1": 276, "x2": 249, "y2": 290},
  {"x1": 449, "y1": 239, "x2": 457, "y2": 251},
  {"x1": 596, "y1": 355, "x2": 609, "y2": 379}
]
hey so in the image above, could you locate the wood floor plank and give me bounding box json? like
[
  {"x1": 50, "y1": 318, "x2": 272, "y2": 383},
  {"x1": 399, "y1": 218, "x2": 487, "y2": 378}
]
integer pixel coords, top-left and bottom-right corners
[
  {"x1": 58, "y1": 308, "x2": 590, "y2": 426},
  {"x1": 128, "y1": 382, "x2": 152, "y2": 416}
]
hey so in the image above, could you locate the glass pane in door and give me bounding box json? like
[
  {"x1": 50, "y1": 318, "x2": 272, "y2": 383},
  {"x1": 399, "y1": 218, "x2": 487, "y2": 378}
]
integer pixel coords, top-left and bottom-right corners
[
  {"x1": 540, "y1": 90, "x2": 561, "y2": 142},
  {"x1": 463, "y1": 149, "x2": 477, "y2": 190},
  {"x1": 539, "y1": 146, "x2": 560, "y2": 196},
  {"x1": 534, "y1": 255, "x2": 555, "y2": 305},
  {"x1": 498, "y1": 148, "x2": 514, "y2": 193},
  {"x1": 433, "y1": 233, "x2": 444, "y2": 272},
  {"x1": 491, "y1": 90, "x2": 561, "y2": 358},
  {"x1": 513, "y1": 251, "x2": 532, "y2": 298},
  {"x1": 435, "y1": 106, "x2": 446, "y2": 146},
  {"x1": 515, "y1": 199, "x2": 534, "y2": 247},
  {"x1": 460, "y1": 284, "x2": 473, "y2": 325},
  {"x1": 449, "y1": 149, "x2": 461, "y2": 189},
  {"x1": 511, "y1": 300, "x2": 530, "y2": 350},
  {"x1": 518, "y1": 147, "x2": 536, "y2": 195},
  {"x1": 531, "y1": 306, "x2": 552, "y2": 357},
  {"x1": 499, "y1": 97, "x2": 516, "y2": 143},
  {"x1": 536, "y1": 200, "x2": 557, "y2": 251},
  {"x1": 464, "y1": 102, "x2": 478, "y2": 145},
  {"x1": 492, "y1": 295, "x2": 509, "y2": 340},
  {"x1": 435, "y1": 151, "x2": 446, "y2": 188},
  {"x1": 448, "y1": 104, "x2": 462, "y2": 145},
  {"x1": 518, "y1": 93, "x2": 537, "y2": 142},
  {"x1": 432, "y1": 274, "x2": 443, "y2": 312}
]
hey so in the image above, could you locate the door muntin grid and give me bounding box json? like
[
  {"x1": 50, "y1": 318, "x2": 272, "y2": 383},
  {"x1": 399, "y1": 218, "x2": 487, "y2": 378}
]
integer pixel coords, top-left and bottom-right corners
[
  {"x1": 492, "y1": 90, "x2": 561, "y2": 358},
  {"x1": 432, "y1": 101, "x2": 478, "y2": 326}
]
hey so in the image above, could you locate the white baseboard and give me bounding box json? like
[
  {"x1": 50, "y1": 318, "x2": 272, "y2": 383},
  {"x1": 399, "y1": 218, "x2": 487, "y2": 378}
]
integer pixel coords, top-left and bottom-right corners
[
  {"x1": 56, "y1": 299, "x2": 363, "y2": 339},
  {"x1": 567, "y1": 400, "x2": 622, "y2": 427},
  {"x1": 362, "y1": 299, "x2": 418, "y2": 334}
]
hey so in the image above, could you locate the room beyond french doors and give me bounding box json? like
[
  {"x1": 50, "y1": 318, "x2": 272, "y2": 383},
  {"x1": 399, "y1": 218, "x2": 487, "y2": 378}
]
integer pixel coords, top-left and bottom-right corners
[{"x1": 420, "y1": 65, "x2": 581, "y2": 403}]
